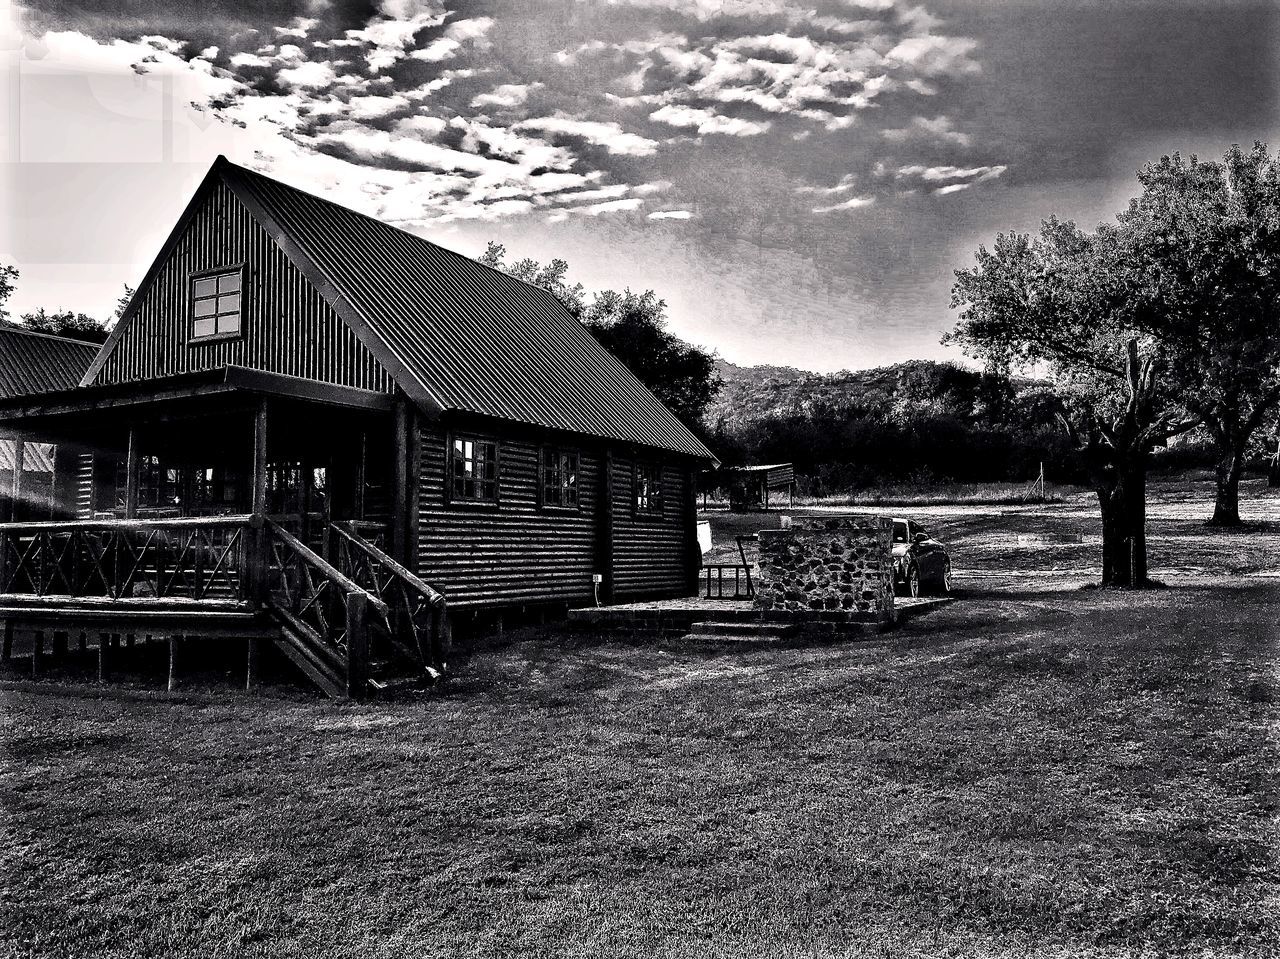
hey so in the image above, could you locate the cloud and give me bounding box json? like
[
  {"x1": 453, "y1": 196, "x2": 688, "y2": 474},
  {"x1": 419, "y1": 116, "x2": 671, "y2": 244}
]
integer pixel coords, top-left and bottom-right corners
[
  {"x1": 881, "y1": 115, "x2": 972, "y2": 147},
  {"x1": 16, "y1": 0, "x2": 1003, "y2": 236},
  {"x1": 811, "y1": 194, "x2": 875, "y2": 213},
  {"x1": 410, "y1": 16, "x2": 494, "y2": 62},
  {"x1": 516, "y1": 115, "x2": 660, "y2": 156},
  {"x1": 275, "y1": 60, "x2": 339, "y2": 90},
  {"x1": 885, "y1": 35, "x2": 980, "y2": 75},
  {"x1": 649, "y1": 103, "x2": 770, "y2": 136},
  {"x1": 890, "y1": 163, "x2": 1008, "y2": 196},
  {"x1": 895, "y1": 164, "x2": 1006, "y2": 182},
  {"x1": 795, "y1": 173, "x2": 857, "y2": 195},
  {"x1": 471, "y1": 83, "x2": 540, "y2": 109}
]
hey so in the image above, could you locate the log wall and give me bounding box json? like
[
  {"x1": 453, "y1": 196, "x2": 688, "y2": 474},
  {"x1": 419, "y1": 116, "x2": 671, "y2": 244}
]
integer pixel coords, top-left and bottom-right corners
[{"x1": 415, "y1": 419, "x2": 697, "y2": 609}]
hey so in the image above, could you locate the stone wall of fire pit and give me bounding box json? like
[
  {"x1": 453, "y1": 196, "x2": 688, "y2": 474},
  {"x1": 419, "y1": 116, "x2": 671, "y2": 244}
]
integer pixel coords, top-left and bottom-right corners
[{"x1": 755, "y1": 516, "x2": 894, "y2": 622}]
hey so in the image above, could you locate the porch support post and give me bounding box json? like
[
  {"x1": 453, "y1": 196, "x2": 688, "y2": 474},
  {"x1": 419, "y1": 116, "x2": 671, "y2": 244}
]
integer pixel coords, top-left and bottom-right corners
[
  {"x1": 124, "y1": 426, "x2": 140, "y2": 519},
  {"x1": 597, "y1": 447, "x2": 615, "y2": 605},
  {"x1": 406, "y1": 409, "x2": 421, "y2": 570},
  {"x1": 685, "y1": 464, "x2": 701, "y2": 596},
  {"x1": 247, "y1": 400, "x2": 271, "y2": 605},
  {"x1": 345, "y1": 591, "x2": 370, "y2": 700},
  {"x1": 251, "y1": 399, "x2": 269, "y2": 518},
  {"x1": 391, "y1": 398, "x2": 411, "y2": 565},
  {"x1": 8, "y1": 439, "x2": 24, "y2": 523}
]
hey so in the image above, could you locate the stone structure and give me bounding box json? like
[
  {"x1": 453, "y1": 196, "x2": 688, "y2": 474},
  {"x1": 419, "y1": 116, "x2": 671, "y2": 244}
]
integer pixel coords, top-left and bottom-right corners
[{"x1": 755, "y1": 515, "x2": 894, "y2": 623}]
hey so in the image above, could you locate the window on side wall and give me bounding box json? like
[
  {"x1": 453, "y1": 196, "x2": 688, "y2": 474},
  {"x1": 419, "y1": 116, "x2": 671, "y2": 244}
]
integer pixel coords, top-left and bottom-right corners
[
  {"x1": 635, "y1": 461, "x2": 663, "y2": 515},
  {"x1": 450, "y1": 435, "x2": 499, "y2": 504},
  {"x1": 541, "y1": 448, "x2": 580, "y2": 510},
  {"x1": 190, "y1": 267, "x2": 243, "y2": 341}
]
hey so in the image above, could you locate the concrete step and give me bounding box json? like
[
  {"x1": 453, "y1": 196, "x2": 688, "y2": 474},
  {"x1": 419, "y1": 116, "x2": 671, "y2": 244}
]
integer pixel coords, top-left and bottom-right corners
[{"x1": 690, "y1": 620, "x2": 801, "y2": 638}]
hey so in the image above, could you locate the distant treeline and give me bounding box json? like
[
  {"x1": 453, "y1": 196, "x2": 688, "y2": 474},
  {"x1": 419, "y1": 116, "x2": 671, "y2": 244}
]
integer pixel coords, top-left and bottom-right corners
[{"x1": 702, "y1": 359, "x2": 1211, "y2": 494}]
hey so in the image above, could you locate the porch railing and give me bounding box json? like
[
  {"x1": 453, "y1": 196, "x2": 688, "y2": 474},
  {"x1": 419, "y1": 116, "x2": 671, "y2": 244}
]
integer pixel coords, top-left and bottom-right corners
[
  {"x1": 0, "y1": 515, "x2": 254, "y2": 601},
  {"x1": 330, "y1": 522, "x2": 450, "y2": 677},
  {"x1": 700, "y1": 563, "x2": 755, "y2": 600}
]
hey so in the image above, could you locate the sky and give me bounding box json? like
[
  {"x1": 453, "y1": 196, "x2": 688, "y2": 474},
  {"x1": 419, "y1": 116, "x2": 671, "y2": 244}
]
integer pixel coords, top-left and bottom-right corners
[{"x1": 1, "y1": 0, "x2": 1277, "y2": 373}]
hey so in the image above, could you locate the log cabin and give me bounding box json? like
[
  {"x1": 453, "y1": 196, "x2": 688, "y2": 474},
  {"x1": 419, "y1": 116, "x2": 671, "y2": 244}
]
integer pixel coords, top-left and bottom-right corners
[
  {"x1": 0, "y1": 323, "x2": 100, "y2": 522},
  {"x1": 0, "y1": 156, "x2": 716, "y2": 697}
]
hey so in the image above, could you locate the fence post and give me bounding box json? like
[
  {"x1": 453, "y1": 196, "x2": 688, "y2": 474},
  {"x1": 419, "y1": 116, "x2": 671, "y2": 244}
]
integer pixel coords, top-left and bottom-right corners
[
  {"x1": 244, "y1": 517, "x2": 270, "y2": 606},
  {"x1": 345, "y1": 590, "x2": 370, "y2": 700}
]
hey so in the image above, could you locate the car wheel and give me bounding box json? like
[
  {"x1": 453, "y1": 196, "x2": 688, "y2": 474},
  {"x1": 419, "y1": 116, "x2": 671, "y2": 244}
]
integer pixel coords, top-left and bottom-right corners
[
  {"x1": 938, "y1": 560, "x2": 952, "y2": 595},
  {"x1": 904, "y1": 563, "x2": 920, "y2": 599}
]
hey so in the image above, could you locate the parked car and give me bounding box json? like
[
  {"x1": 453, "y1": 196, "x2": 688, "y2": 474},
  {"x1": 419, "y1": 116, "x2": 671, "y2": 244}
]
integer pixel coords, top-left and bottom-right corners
[{"x1": 891, "y1": 518, "x2": 952, "y2": 597}]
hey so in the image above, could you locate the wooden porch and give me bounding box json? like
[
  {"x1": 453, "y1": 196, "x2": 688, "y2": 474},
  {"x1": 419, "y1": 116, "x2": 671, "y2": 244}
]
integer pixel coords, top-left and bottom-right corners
[
  {"x1": 0, "y1": 367, "x2": 449, "y2": 699},
  {"x1": 0, "y1": 513, "x2": 450, "y2": 698}
]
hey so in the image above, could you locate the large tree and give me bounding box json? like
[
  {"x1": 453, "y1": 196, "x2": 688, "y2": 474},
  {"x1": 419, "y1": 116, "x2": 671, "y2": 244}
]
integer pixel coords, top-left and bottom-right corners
[
  {"x1": 1116, "y1": 144, "x2": 1280, "y2": 525},
  {"x1": 478, "y1": 242, "x2": 722, "y2": 429},
  {"x1": 949, "y1": 218, "x2": 1198, "y2": 587}
]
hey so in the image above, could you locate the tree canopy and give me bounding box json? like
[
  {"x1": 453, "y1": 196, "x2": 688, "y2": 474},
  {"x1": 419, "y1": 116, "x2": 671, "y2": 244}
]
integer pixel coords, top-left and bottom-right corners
[
  {"x1": 19, "y1": 308, "x2": 110, "y2": 344},
  {"x1": 1112, "y1": 143, "x2": 1280, "y2": 523}
]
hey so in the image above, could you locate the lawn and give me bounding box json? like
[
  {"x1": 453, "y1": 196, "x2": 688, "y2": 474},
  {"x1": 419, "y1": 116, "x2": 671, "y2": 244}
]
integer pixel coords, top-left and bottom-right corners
[{"x1": 3, "y1": 580, "x2": 1278, "y2": 957}]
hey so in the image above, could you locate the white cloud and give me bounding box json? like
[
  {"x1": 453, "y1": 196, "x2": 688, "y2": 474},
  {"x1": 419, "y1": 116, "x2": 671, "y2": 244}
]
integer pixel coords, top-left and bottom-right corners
[
  {"x1": 516, "y1": 115, "x2": 659, "y2": 156},
  {"x1": 411, "y1": 14, "x2": 495, "y2": 61},
  {"x1": 275, "y1": 18, "x2": 319, "y2": 39},
  {"x1": 795, "y1": 173, "x2": 857, "y2": 195},
  {"x1": 886, "y1": 35, "x2": 980, "y2": 75},
  {"x1": 895, "y1": 164, "x2": 1006, "y2": 182},
  {"x1": 812, "y1": 195, "x2": 875, "y2": 213},
  {"x1": 229, "y1": 51, "x2": 273, "y2": 68},
  {"x1": 882, "y1": 115, "x2": 972, "y2": 147},
  {"x1": 347, "y1": 93, "x2": 411, "y2": 120},
  {"x1": 649, "y1": 103, "x2": 770, "y2": 136},
  {"x1": 277, "y1": 60, "x2": 339, "y2": 89},
  {"x1": 578, "y1": 197, "x2": 645, "y2": 215},
  {"x1": 471, "y1": 83, "x2": 539, "y2": 109}
]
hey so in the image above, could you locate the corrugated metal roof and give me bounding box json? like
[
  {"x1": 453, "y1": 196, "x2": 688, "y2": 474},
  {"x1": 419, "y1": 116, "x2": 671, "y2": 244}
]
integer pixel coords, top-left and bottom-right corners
[
  {"x1": 218, "y1": 159, "x2": 714, "y2": 462},
  {"x1": 0, "y1": 323, "x2": 99, "y2": 400}
]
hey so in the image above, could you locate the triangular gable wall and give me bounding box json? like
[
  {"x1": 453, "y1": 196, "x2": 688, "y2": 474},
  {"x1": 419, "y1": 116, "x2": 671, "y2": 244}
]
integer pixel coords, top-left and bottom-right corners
[{"x1": 86, "y1": 172, "x2": 394, "y2": 395}]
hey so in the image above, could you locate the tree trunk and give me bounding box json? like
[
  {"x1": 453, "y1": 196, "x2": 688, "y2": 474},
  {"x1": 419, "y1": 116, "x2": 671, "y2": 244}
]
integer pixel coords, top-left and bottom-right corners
[
  {"x1": 1269, "y1": 441, "x2": 1280, "y2": 488},
  {"x1": 1098, "y1": 461, "x2": 1149, "y2": 587},
  {"x1": 1211, "y1": 446, "x2": 1244, "y2": 526}
]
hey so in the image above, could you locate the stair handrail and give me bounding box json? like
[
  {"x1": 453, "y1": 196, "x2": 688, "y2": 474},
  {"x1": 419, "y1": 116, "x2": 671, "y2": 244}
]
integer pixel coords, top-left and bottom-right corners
[
  {"x1": 265, "y1": 519, "x2": 387, "y2": 615},
  {"x1": 330, "y1": 522, "x2": 445, "y2": 609},
  {"x1": 330, "y1": 521, "x2": 450, "y2": 675}
]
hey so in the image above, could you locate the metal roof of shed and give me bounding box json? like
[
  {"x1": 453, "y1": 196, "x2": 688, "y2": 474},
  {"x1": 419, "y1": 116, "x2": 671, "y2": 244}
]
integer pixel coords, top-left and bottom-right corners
[
  {"x1": 0, "y1": 324, "x2": 99, "y2": 400},
  {"x1": 207, "y1": 159, "x2": 714, "y2": 462}
]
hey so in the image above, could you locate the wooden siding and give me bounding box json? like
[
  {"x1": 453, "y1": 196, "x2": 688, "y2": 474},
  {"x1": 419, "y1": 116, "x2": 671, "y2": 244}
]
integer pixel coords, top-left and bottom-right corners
[
  {"x1": 611, "y1": 456, "x2": 696, "y2": 601},
  {"x1": 413, "y1": 419, "x2": 696, "y2": 609},
  {"x1": 415, "y1": 421, "x2": 601, "y2": 608},
  {"x1": 94, "y1": 180, "x2": 393, "y2": 393}
]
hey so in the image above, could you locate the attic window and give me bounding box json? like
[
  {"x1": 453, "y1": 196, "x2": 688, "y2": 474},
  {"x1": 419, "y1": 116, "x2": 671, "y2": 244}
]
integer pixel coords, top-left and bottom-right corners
[{"x1": 190, "y1": 268, "x2": 242, "y2": 341}]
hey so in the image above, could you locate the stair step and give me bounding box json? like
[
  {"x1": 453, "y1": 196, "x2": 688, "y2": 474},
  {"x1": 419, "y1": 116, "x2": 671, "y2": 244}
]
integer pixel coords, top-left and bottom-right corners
[{"x1": 688, "y1": 620, "x2": 801, "y2": 637}]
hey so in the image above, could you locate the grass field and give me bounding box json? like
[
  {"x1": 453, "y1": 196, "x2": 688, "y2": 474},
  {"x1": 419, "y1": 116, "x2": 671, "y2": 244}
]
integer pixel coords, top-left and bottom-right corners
[{"x1": 3, "y1": 476, "x2": 1279, "y2": 957}]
